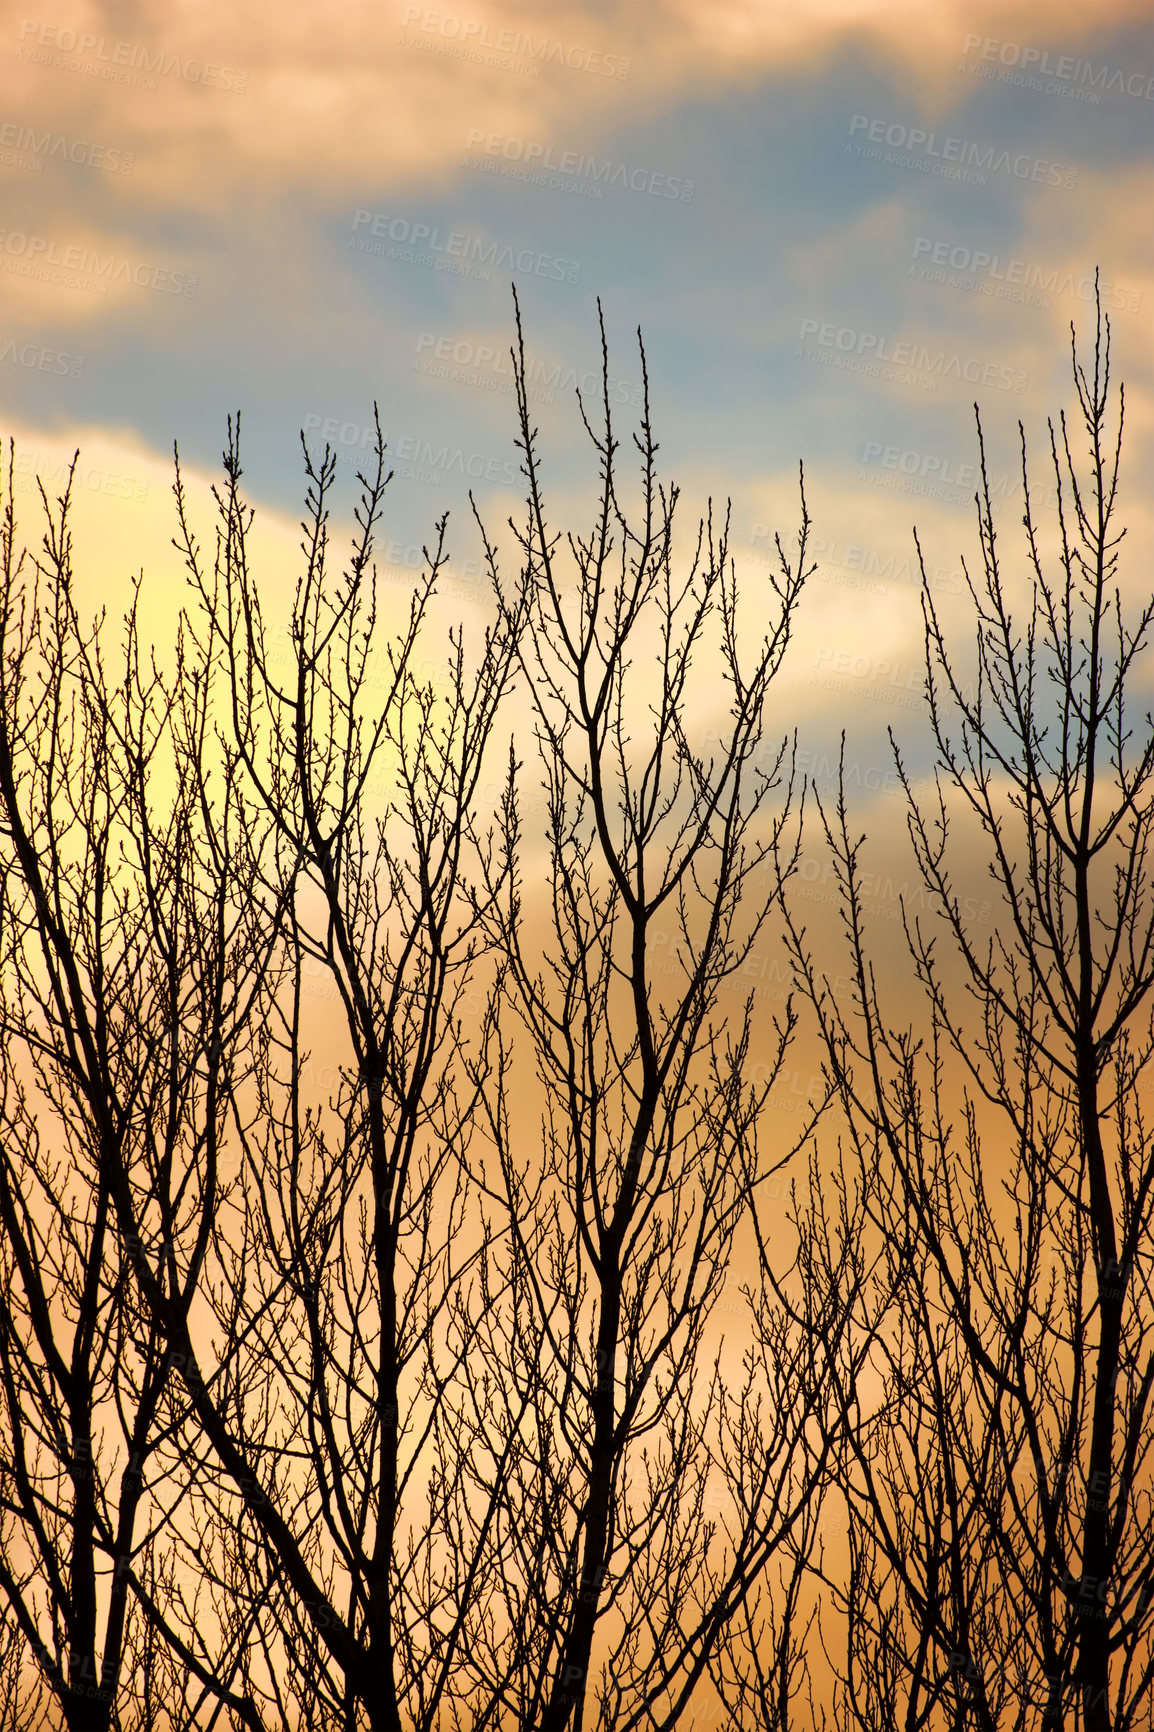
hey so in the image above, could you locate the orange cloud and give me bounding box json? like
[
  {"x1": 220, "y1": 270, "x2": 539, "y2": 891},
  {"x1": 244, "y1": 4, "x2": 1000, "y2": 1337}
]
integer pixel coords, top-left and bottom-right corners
[{"x1": 2, "y1": 0, "x2": 1145, "y2": 216}]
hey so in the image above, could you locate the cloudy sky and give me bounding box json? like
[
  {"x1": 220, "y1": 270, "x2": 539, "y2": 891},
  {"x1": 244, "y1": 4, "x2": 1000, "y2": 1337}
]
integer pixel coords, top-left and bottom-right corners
[
  {"x1": 3, "y1": 0, "x2": 1151, "y2": 806},
  {"x1": 2, "y1": 6, "x2": 1151, "y2": 1711}
]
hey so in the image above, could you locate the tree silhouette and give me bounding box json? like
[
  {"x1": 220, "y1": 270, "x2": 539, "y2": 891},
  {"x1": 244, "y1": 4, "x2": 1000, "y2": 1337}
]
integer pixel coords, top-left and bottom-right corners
[
  {"x1": 0, "y1": 300, "x2": 825, "y2": 1730},
  {"x1": 0, "y1": 449, "x2": 275, "y2": 1730},
  {"x1": 453, "y1": 294, "x2": 828, "y2": 1730},
  {"x1": 2, "y1": 283, "x2": 1146, "y2": 1732},
  {"x1": 784, "y1": 282, "x2": 1154, "y2": 1730}
]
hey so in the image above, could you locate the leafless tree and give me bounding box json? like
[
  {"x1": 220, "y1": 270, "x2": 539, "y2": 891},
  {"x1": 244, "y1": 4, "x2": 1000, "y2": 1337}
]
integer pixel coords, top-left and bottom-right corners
[
  {"x1": 785, "y1": 283, "x2": 1154, "y2": 1730},
  {"x1": 447, "y1": 293, "x2": 835, "y2": 1732},
  {"x1": 1, "y1": 290, "x2": 914, "y2": 1732},
  {"x1": 106, "y1": 411, "x2": 531, "y2": 1732},
  {"x1": 0, "y1": 449, "x2": 276, "y2": 1730}
]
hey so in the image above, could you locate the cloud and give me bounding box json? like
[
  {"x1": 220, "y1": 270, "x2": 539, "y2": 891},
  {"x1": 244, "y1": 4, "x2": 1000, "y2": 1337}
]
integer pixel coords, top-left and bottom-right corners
[
  {"x1": 4, "y1": 0, "x2": 1145, "y2": 224},
  {"x1": 2, "y1": 417, "x2": 301, "y2": 628}
]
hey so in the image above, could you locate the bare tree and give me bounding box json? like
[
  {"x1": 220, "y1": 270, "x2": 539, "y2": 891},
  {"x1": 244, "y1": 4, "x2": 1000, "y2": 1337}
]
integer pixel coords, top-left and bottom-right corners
[
  {"x1": 449, "y1": 294, "x2": 834, "y2": 1732},
  {"x1": 786, "y1": 283, "x2": 1154, "y2": 1729},
  {"x1": 104, "y1": 412, "x2": 531, "y2": 1732},
  {"x1": 0, "y1": 450, "x2": 273, "y2": 1730},
  {"x1": 0, "y1": 281, "x2": 863, "y2": 1732}
]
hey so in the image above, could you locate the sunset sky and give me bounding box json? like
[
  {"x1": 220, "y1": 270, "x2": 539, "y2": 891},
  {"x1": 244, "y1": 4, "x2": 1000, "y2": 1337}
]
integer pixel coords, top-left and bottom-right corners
[
  {"x1": 3, "y1": 8, "x2": 1153, "y2": 1723},
  {"x1": 3, "y1": 0, "x2": 1152, "y2": 803}
]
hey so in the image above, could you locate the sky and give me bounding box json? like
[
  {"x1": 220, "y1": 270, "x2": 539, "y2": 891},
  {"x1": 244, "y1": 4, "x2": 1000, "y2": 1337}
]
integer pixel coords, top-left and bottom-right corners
[
  {"x1": 2, "y1": 0, "x2": 1152, "y2": 877},
  {"x1": 2, "y1": 5, "x2": 1152, "y2": 1717}
]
